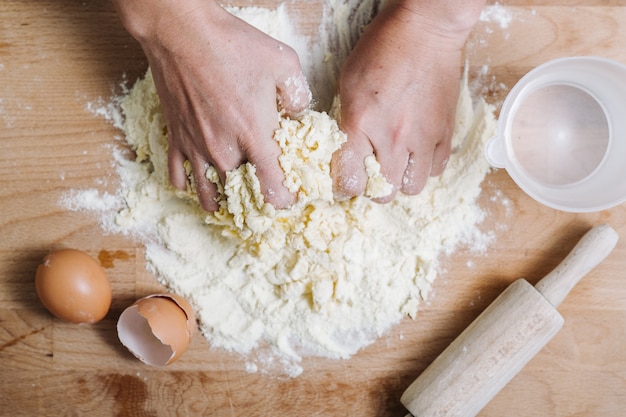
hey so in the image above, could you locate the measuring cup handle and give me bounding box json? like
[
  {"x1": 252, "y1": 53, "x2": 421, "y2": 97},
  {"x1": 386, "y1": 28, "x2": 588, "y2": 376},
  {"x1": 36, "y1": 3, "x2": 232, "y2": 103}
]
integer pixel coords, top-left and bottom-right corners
[{"x1": 485, "y1": 135, "x2": 507, "y2": 168}]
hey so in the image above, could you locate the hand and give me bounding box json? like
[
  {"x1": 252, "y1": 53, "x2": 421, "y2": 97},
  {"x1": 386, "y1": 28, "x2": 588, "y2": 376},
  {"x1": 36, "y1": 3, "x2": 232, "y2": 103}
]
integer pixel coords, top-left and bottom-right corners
[
  {"x1": 332, "y1": 0, "x2": 485, "y2": 202},
  {"x1": 113, "y1": 0, "x2": 311, "y2": 211}
]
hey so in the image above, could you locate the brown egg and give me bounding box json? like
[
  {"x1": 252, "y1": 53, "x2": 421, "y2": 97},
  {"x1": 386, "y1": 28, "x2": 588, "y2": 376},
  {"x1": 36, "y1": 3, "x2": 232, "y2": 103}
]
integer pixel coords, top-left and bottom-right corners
[
  {"x1": 35, "y1": 249, "x2": 112, "y2": 324},
  {"x1": 117, "y1": 293, "x2": 196, "y2": 366}
]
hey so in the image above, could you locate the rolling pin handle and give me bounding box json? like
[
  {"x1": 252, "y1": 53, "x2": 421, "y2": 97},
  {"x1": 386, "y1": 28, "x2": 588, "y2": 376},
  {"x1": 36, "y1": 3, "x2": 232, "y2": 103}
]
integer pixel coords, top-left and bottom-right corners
[{"x1": 535, "y1": 223, "x2": 618, "y2": 307}]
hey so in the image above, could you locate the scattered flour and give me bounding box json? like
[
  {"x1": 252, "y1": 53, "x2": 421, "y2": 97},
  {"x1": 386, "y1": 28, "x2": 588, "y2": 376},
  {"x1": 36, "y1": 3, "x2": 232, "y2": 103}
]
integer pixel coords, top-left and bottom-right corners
[
  {"x1": 61, "y1": 188, "x2": 120, "y2": 213},
  {"x1": 68, "y1": 1, "x2": 497, "y2": 377},
  {"x1": 86, "y1": 96, "x2": 125, "y2": 130},
  {"x1": 479, "y1": 2, "x2": 514, "y2": 29}
]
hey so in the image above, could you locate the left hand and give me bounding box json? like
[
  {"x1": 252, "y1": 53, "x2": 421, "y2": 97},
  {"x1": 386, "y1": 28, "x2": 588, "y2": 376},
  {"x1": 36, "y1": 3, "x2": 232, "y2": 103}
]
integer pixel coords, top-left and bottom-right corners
[{"x1": 331, "y1": 0, "x2": 485, "y2": 202}]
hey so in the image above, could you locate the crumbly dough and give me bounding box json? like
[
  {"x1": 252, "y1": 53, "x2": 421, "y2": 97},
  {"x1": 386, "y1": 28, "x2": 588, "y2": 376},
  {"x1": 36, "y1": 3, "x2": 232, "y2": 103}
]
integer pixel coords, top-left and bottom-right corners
[{"x1": 112, "y1": 5, "x2": 497, "y2": 376}]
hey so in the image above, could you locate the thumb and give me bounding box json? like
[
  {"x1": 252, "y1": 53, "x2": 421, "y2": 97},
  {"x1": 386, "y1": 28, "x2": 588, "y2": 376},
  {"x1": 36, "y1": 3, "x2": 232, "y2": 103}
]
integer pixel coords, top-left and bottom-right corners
[{"x1": 276, "y1": 71, "x2": 312, "y2": 116}]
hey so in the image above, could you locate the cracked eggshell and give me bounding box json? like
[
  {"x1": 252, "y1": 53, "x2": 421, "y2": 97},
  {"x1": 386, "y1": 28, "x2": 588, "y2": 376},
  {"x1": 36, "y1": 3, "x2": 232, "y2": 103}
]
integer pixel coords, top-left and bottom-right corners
[{"x1": 117, "y1": 293, "x2": 196, "y2": 366}]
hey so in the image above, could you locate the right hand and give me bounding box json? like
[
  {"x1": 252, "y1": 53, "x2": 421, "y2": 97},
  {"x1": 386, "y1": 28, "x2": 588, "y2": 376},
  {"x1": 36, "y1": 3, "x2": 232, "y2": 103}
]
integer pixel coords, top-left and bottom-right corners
[{"x1": 113, "y1": 0, "x2": 311, "y2": 211}]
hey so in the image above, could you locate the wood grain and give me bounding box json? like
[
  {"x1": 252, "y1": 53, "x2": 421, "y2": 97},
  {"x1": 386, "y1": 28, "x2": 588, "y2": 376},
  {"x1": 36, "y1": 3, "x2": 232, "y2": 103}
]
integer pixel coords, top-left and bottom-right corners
[{"x1": 2, "y1": 1, "x2": 626, "y2": 416}]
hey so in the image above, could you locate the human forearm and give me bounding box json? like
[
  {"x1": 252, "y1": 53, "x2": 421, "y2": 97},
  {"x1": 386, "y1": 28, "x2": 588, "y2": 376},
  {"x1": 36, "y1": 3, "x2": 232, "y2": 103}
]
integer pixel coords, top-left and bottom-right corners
[
  {"x1": 111, "y1": 0, "x2": 223, "y2": 44},
  {"x1": 384, "y1": 0, "x2": 486, "y2": 46},
  {"x1": 394, "y1": 0, "x2": 487, "y2": 31}
]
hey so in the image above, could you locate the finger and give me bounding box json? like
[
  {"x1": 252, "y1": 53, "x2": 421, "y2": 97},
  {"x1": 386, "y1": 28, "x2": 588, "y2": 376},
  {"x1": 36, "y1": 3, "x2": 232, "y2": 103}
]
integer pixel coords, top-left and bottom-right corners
[
  {"x1": 249, "y1": 154, "x2": 295, "y2": 209},
  {"x1": 190, "y1": 155, "x2": 220, "y2": 212},
  {"x1": 429, "y1": 140, "x2": 452, "y2": 177},
  {"x1": 330, "y1": 131, "x2": 372, "y2": 200},
  {"x1": 276, "y1": 70, "x2": 311, "y2": 116},
  {"x1": 208, "y1": 139, "x2": 246, "y2": 187},
  {"x1": 401, "y1": 133, "x2": 438, "y2": 196},
  {"x1": 401, "y1": 152, "x2": 431, "y2": 195},
  {"x1": 244, "y1": 131, "x2": 296, "y2": 210},
  {"x1": 369, "y1": 143, "x2": 408, "y2": 203},
  {"x1": 167, "y1": 137, "x2": 189, "y2": 191}
]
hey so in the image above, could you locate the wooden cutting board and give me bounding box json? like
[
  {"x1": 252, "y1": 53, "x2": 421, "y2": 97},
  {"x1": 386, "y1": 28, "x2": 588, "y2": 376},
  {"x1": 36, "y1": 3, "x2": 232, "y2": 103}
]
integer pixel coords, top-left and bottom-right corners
[{"x1": 1, "y1": 1, "x2": 625, "y2": 415}]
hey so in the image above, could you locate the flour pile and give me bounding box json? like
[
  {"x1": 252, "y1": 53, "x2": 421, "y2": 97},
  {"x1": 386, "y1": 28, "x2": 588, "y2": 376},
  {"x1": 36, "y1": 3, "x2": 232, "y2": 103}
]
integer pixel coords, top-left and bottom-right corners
[{"x1": 74, "y1": 3, "x2": 497, "y2": 376}]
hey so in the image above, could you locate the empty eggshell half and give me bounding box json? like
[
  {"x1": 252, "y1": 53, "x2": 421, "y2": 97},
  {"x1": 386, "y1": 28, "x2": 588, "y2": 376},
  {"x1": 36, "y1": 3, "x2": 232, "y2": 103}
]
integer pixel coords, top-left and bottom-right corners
[{"x1": 117, "y1": 294, "x2": 196, "y2": 366}]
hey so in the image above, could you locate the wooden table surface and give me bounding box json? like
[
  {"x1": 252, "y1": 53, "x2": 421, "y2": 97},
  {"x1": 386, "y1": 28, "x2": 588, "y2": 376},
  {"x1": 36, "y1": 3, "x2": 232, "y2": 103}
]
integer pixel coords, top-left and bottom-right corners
[{"x1": 2, "y1": 1, "x2": 626, "y2": 416}]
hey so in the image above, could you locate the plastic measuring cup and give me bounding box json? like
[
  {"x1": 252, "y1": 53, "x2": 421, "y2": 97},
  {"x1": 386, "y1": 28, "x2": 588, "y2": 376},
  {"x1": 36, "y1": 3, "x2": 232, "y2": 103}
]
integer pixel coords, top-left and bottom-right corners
[{"x1": 486, "y1": 56, "x2": 626, "y2": 212}]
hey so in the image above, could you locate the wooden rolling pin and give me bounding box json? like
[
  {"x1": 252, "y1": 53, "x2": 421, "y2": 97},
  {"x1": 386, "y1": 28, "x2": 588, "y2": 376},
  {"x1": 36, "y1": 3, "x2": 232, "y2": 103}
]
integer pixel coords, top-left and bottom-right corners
[{"x1": 401, "y1": 223, "x2": 619, "y2": 417}]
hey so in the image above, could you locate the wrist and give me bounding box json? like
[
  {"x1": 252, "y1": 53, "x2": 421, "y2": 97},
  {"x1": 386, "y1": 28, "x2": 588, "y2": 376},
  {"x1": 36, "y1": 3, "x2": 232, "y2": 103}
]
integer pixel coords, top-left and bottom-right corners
[
  {"x1": 112, "y1": 0, "x2": 223, "y2": 44},
  {"x1": 386, "y1": 0, "x2": 486, "y2": 44}
]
